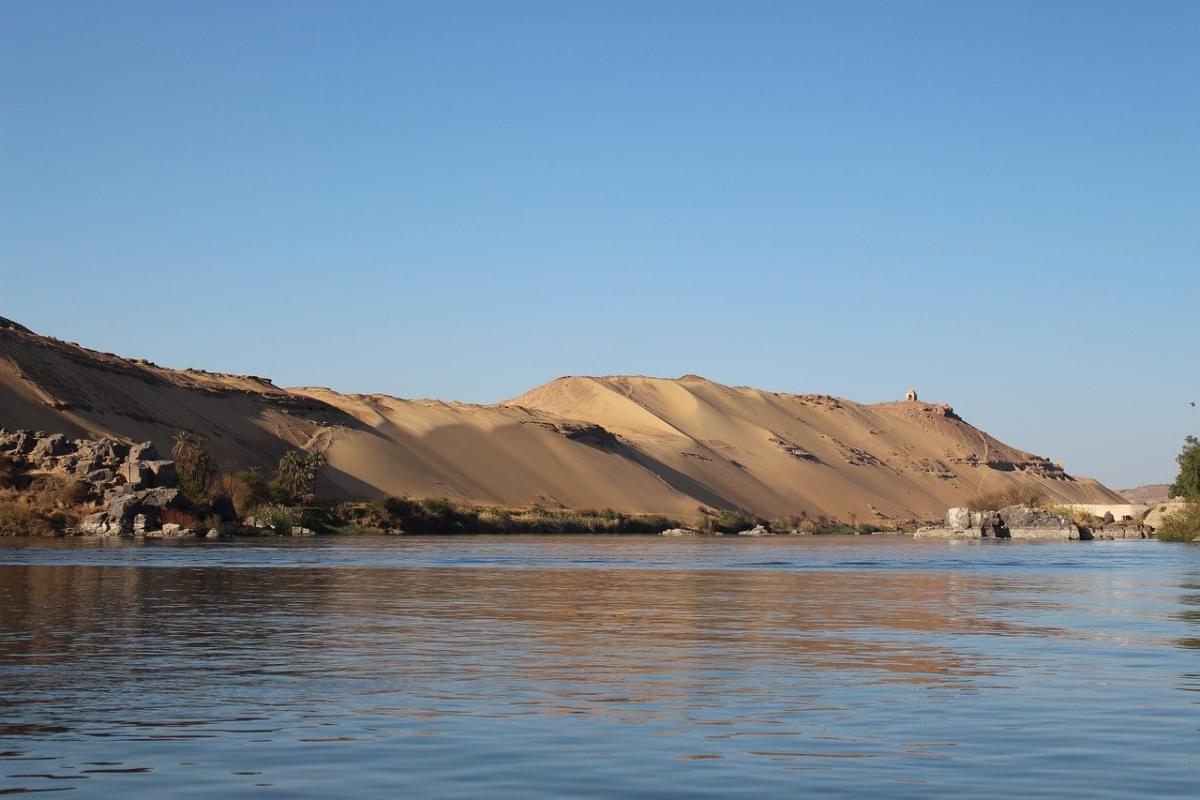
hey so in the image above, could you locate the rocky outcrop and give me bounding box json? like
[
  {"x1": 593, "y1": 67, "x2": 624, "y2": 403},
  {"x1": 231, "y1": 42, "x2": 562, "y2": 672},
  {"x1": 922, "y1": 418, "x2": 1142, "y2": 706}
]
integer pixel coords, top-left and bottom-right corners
[
  {"x1": 917, "y1": 503, "x2": 1159, "y2": 541},
  {"x1": 737, "y1": 524, "x2": 772, "y2": 536},
  {"x1": 769, "y1": 434, "x2": 820, "y2": 462},
  {"x1": 1, "y1": 429, "x2": 178, "y2": 495},
  {"x1": 1, "y1": 428, "x2": 187, "y2": 536},
  {"x1": 996, "y1": 505, "x2": 1073, "y2": 531},
  {"x1": 945, "y1": 507, "x2": 971, "y2": 530},
  {"x1": 77, "y1": 487, "x2": 183, "y2": 536},
  {"x1": 520, "y1": 420, "x2": 621, "y2": 450}
]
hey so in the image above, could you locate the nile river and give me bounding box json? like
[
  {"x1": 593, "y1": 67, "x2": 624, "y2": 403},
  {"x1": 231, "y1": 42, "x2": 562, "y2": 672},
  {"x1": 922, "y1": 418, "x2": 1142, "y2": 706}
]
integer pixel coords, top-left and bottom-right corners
[{"x1": 1, "y1": 536, "x2": 1198, "y2": 797}]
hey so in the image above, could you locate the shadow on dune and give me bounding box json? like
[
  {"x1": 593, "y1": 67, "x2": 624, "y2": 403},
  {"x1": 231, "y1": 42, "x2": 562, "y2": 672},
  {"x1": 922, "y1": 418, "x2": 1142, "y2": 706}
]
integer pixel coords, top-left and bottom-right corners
[{"x1": 610, "y1": 440, "x2": 740, "y2": 511}]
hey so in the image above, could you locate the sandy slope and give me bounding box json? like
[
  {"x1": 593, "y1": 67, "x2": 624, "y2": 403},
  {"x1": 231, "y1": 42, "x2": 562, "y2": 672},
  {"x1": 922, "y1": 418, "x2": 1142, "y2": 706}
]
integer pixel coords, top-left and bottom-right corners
[
  {"x1": 508, "y1": 375, "x2": 1122, "y2": 519},
  {"x1": 0, "y1": 317, "x2": 1124, "y2": 520},
  {"x1": 1119, "y1": 484, "x2": 1174, "y2": 504}
]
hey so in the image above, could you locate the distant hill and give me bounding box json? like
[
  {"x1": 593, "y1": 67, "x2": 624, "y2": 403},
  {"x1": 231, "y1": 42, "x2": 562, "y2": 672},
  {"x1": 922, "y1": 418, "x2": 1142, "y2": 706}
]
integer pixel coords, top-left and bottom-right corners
[
  {"x1": 1119, "y1": 484, "x2": 1174, "y2": 504},
  {"x1": 0, "y1": 315, "x2": 1124, "y2": 521}
]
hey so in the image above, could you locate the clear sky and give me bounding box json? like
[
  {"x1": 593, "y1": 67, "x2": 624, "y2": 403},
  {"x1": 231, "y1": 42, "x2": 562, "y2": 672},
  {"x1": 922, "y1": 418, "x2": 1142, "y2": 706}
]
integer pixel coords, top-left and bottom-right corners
[{"x1": 1, "y1": 1, "x2": 1196, "y2": 489}]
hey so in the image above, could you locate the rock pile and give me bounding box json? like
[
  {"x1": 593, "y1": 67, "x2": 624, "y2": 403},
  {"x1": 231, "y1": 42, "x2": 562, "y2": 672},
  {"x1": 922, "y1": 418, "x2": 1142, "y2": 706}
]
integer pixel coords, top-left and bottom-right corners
[
  {"x1": 1, "y1": 428, "x2": 186, "y2": 536},
  {"x1": 78, "y1": 487, "x2": 183, "y2": 536},
  {"x1": 922, "y1": 503, "x2": 1153, "y2": 541},
  {"x1": 1, "y1": 429, "x2": 177, "y2": 492}
]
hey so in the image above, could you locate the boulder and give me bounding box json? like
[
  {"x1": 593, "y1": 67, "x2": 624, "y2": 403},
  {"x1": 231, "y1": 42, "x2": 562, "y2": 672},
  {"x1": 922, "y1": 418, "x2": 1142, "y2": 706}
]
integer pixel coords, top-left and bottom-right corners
[
  {"x1": 139, "y1": 487, "x2": 180, "y2": 509},
  {"x1": 55, "y1": 453, "x2": 80, "y2": 472},
  {"x1": 107, "y1": 494, "x2": 143, "y2": 532},
  {"x1": 105, "y1": 487, "x2": 181, "y2": 533},
  {"x1": 128, "y1": 442, "x2": 159, "y2": 462},
  {"x1": 999, "y1": 505, "x2": 1072, "y2": 530},
  {"x1": 737, "y1": 524, "x2": 773, "y2": 536},
  {"x1": 78, "y1": 512, "x2": 119, "y2": 536},
  {"x1": 7, "y1": 432, "x2": 34, "y2": 455},
  {"x1": 945, "y1": 507, "x2": 971, "y2": 530},
  {"x1": 86, "y1": 468, "x2": 114, "y2": 483},
  {"x1": 914, "y1": 528, "x2": 982, "y2": 539},
  {"x1": 29, "y1": 434, "x2": 72, "y2": 461},
  {"x1": 119, "y1": 460, "x2": 151, "y2": 489},
  {"x1": 660, "y1": 528, "x2": 700, "y2": 536},
  {"x1": 96, "y1": 440, "x2": 130, "y2": 463}
]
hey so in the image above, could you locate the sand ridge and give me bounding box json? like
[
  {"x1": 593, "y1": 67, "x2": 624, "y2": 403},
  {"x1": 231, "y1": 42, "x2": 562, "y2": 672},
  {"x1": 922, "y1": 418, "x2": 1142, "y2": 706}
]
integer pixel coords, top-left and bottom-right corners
[{"x1": 0, "y1": 321, "x2": 1124, "y2": 520}]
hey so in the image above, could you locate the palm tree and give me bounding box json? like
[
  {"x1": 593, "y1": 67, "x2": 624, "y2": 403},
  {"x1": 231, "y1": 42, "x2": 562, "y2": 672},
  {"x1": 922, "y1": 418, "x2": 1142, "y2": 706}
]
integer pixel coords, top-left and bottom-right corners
[
  {"x1": 171, "y1": 430, "x2": 212, "y2": 499},
  {"x1": 276, "y1": 449, "x2": 326, "y2": 503}
]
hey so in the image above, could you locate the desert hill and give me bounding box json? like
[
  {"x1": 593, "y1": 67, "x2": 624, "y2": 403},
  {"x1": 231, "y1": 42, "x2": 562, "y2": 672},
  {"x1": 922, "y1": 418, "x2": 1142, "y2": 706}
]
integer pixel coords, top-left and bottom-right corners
[
  {"x1": 1119, "y1": 484, "x2": 1174, "y2": 504},
  {"x1": 0, "y1": 316, "x2": 1123, "y2": 521}
]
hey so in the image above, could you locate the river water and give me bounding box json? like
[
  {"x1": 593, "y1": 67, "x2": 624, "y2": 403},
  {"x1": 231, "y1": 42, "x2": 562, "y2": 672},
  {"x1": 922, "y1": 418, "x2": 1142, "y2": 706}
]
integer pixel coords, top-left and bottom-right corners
[{"x1": 1, "y1": 536, "x2": 1197, "y2": 797}]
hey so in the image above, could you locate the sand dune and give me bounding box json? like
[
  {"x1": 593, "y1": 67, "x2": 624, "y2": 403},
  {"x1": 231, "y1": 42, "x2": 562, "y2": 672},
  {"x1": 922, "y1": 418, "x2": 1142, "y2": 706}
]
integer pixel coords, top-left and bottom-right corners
[{"x1": 0, "y1": 316, "x2": 1123, "y2": 520}]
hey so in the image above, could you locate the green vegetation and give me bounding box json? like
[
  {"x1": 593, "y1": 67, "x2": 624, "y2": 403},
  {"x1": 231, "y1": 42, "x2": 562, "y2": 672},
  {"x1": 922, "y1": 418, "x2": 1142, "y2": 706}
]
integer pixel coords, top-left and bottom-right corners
[
  {"x1": 1155, "y1": 436, "x2": 1200, "y2": 543},
  {"x1": 168, "y1": 434, "x2": 329, "y2": 534},
  {"x1": 275, "y1": 450, "x2": 326, "y2": 504},
  {"x1": 172, "y1": 431, "x2": 214, "y2": 502},
  {"x1": 820, "y1": 521, "x2": 884, "y2": 535},
  {"x1": 699, "y1": 509, "x2": 763, "y2": 534},
  {"x1": 333, "y1": 496, "x2": 680, "y2": 535},
  {"x1": 1156, "y1": 502, "x2": 1200, "y2": 543},
  {"x1": 249, "y1": 503, "x2": 306, "y2": 535},
  {"x1": 1169, "y1": 435, "x2": 1200, "y2": 501},
  {"x1": 217, "y1": 468, "x2": 275, "y2": 519}
]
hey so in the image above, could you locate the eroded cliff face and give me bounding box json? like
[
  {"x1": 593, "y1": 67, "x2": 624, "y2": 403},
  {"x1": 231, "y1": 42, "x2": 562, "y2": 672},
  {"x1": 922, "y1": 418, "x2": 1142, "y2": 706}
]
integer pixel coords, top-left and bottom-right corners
[{"x1": 0, "y1": 318, "x2": 1124, "y2": 519}]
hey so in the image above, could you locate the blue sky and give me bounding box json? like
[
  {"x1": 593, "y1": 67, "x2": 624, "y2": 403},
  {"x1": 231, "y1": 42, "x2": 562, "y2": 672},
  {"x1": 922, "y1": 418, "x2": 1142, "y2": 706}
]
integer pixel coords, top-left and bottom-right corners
[{"x1": 1, "y1": 1, "x2": 1196, "y2": 488}]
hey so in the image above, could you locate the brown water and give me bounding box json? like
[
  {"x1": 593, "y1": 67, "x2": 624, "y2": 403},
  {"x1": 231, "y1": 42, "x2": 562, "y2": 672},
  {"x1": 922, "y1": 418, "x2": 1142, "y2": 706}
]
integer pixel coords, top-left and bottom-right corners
[{"x1": 1, "y1": 536, "x2": 1198, "y2": 797}]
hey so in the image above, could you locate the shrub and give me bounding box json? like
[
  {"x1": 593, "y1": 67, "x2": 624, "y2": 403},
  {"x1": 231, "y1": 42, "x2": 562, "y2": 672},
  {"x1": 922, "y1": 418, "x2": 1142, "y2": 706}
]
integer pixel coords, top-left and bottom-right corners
[
  {"x1": 1011, "y1": 486, "x2": 1046, "y2": 509},
  {"x1": 967, "y1": 486, "x2": 1046, "y2": 512},
  {"x1": 250, "y1": 503, "x2": 304, "y2": 535},
  {"x1": 0, "y1": 454, "x2": 19, "y2": 489},
  {"x1": 0, "y1": 492, "x2": 69, "y2": 536},
  {"x1": 0, "y1": 495, "x2": 44, "y2": 535},
  {"x1": 58, "y1": 479, "x2": 92, "y2": 507},
  {"x1": 20, "y1": 475, "x2": 92, "y2": 513},
  {"x1": 218, "y1": 469, "x2": 273, "y2": 519},
  {"x1": 700, "y1": 509, "x2": 761, "y2": 534},
  {"x1": 1157, "y1": 502, "x2": 1200, "y2": 543},
  {"x1": 820, "y1": 521, "x2": 857, "y2": 535},
  {"x1": 333, "y1": 496, "x2": 683, "y2": 535}
]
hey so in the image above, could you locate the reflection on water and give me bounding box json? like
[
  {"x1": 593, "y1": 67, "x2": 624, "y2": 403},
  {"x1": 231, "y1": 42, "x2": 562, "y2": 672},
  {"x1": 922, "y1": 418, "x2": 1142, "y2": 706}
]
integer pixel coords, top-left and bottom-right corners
[{"x1": 1, "y1": 537, "x2": 1198, "y2": 798}]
